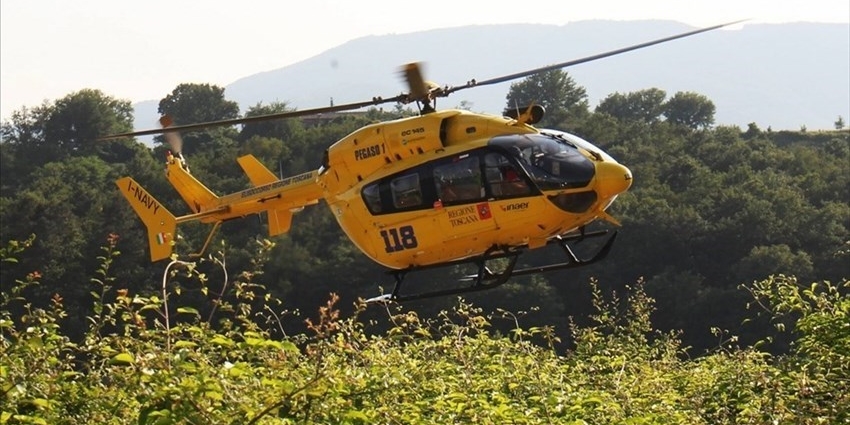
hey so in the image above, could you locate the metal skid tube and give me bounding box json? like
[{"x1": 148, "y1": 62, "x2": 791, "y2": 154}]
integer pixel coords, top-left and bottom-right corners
[{"x1": 367, "y1": 230, "x2": 616, "y2": 303}]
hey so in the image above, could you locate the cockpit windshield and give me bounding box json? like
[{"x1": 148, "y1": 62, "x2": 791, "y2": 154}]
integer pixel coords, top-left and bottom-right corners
[{"x1": 489, "y1": 133, "x2": 594, "y2": 191}]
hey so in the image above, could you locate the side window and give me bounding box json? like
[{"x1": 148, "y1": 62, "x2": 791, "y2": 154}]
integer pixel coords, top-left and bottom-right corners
[
  {"x1": 433, "y1": 156, "x2": 483, "y2": 203},
  {"x1": 362, "y1": 183, "x2": 382, "y2": 213},
  {"x1": 391, "y1": 173, "x2": 422, "y2": 209},
  {"x1": 484, "y1": 152, "x2": 531, "y2": 198}
]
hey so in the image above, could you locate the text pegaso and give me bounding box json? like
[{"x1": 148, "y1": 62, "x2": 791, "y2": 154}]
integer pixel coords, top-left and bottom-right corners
[{"x1": 354, "y1": 144, "x2": 385, "y2": 161}]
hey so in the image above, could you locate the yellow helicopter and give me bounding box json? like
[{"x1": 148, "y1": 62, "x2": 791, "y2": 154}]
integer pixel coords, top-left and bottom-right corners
[{"x1": 106, "y1": 21, "x2": 740, "y2": 302}]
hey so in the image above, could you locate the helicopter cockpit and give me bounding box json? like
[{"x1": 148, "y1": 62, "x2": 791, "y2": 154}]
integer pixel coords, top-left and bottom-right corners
[{"x1": 489, "y1": 132, "x2": 595, "y2": 191}]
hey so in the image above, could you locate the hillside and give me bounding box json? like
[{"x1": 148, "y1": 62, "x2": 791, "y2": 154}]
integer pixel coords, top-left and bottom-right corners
[{"x1": 134, "y1": 20, "x2": 850, "y2": 132}]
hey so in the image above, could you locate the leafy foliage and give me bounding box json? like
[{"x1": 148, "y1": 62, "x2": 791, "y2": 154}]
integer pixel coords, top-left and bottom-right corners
[
  {"x1": 663, "y1": 91, "x2": 716, "y2": 129},
  {"x1": 2, "y1": 239, "x2": 847, "y2": 424},
  {"x1": 0, "y1": 76, "x2": 847, "y2": 367},
  {"x1": 505, "y1": 69, "x2": 589, "y2": 128},
  {"x1": 596, "y1": 88, "x2": 667, "y2": 124},
  {"x1": 155, "y1": 83, "x2": 240, "y2": 155},
  {"x1": 0, "y1": 90, "x2": 135, "y2": 190},
  {"x1": 157, "y1": 83, "x2": 239, "y2": 126}
]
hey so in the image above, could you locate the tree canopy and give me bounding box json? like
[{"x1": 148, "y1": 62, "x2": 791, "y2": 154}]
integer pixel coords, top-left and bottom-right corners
[
  {"x1": 505, "y1": 69, "x2": 589, "y2": 128},
  {"x1": 1, "y1": 75, "x2": 847, "y2": 387}
]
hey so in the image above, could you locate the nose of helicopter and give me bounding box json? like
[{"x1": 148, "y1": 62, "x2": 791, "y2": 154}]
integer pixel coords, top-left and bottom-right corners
[{"x1": 595, "y1": 161, "x2": 633, "y2": 198}]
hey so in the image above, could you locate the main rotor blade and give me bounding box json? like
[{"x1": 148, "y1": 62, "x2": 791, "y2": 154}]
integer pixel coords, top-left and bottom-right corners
[
  {"x1": 98, "y1": 94, "x2": 408, "y2": 140},
  {"x1": 403, "y1": 62, "x2": 430, "y2": 102},
  {"x1": 442, "y1": 20, "x2": 747, "y2": 96},
  {"x1": 99, "y1": 20, "x2": 744, "y2": 141}
]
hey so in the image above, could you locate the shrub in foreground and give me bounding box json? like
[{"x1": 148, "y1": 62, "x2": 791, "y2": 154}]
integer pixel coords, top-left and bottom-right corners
[{"x1": 1, "y1": 237, "x2": 847, "y2": 424}]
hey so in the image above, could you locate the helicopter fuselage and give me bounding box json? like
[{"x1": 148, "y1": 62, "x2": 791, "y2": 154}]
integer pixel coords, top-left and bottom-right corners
[
  {"x1": 319, "y1": 109, "x2": 632, "y2": 269},
  {"x1": 110, "y1": 21, "x2": 739, "y2": 299}
]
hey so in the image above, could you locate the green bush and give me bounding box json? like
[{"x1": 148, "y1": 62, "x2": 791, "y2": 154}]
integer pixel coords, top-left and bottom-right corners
[{"x1": 2, "y1": 238, "x2": 847, "y2": 424}]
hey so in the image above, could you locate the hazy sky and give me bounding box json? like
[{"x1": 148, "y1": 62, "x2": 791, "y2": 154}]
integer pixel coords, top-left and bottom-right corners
[{"x1": 2, "y1": 0, "x2": 848, "y2": 120}]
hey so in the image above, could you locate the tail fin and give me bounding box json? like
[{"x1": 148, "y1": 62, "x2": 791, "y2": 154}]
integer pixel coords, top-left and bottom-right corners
[
  {"x1": 116, "y1": 177, "x2": 177, "y2": 262},
  {"x1": 165, "y1": 152, "x2": 218, "y2": 213},
  {"x1": 268, "y1": 209, "x2": 293, "y2": 236}
]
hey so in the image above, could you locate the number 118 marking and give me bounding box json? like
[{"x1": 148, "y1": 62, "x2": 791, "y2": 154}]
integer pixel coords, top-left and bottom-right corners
[{"x1": 380, "y1": 225, "x2": 418, "y2": 253}]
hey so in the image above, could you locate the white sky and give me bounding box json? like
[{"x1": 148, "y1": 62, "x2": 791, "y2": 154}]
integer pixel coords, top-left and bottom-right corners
[{"x1": 2, "y1": 0, "x2": 848, "y2": 121}]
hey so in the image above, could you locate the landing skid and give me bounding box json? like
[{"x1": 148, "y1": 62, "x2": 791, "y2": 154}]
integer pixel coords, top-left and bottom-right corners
[{"x1": 365, "y1": 230, "x2": 617, "y2": 303}]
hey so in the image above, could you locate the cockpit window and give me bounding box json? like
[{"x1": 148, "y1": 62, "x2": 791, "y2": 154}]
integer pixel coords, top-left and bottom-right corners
[
  {"x1": 483, "y1": 152, "x2": 531, "y2": 197},
  {"x1": 362, "y1": 183, "x2": 381, "y2": 212},
  {"x1": 490, "y1": 133, "x2": 594, "y2": 190},
  {"x1": 391, "y1": 173, "x2": 423, "y2": 209}
]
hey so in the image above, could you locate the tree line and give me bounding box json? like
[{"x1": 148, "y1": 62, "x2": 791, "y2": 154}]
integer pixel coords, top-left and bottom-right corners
[{"x1": 1, "y1": 71, "x2": 848, "y2": 353}]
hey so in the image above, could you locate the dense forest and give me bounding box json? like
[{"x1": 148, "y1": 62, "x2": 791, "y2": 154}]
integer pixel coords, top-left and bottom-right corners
[{"x1": 1, "y1": 72, "x2": 848, "y2": 423}]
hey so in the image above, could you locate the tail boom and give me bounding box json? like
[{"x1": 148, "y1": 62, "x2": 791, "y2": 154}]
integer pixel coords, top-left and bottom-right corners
[
  {"x1": 118, "y1": 154, "x2": 324, "y2": 262},
  {"x1": 229, "y1": 155, "x2": 324, "y2": 236}
]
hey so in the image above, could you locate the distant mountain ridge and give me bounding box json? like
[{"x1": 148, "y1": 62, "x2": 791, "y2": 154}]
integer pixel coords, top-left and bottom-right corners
[{"x1": 133, "y1": 20, "x2": 850, "y2": 132}]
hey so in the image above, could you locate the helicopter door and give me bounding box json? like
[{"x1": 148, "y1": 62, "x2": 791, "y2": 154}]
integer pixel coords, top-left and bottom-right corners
[
  {"x1": 432, "y1": 154, "x2": 497, "y2": 239},
  {"x1": 483, "y1": 152, "x2": 532, "y2": 199}
]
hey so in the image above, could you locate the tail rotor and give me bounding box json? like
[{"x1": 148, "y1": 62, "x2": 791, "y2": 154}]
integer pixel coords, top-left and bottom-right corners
[{"x1": 159, "y1": 115, "x2": 183, "y2": 156}]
